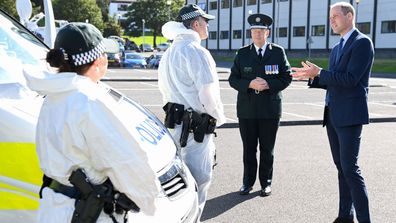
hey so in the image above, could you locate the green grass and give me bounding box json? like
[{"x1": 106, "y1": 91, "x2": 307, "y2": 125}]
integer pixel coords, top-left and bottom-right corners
[
  {"x1": 288, "y1": 58, "x2": 329, "y2": 69},
  {"x1": 123, "y1": 35, "x2": 396, "y2": 74},
  {"x1": 213, "y1": 55, "x2": 396, "y2": 74},
  {"x1": 122, "y1": 35, "x2": 169, "y2": 46}
]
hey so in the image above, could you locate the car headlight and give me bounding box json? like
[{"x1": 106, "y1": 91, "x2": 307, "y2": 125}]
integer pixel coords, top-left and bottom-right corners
[{"x1": 158, "y1": 155, "x2": 188, "y2": 200}]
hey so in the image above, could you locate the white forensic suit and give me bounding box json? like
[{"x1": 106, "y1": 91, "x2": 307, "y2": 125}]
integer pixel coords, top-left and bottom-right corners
[
  {"x1": 23, "y1": 69, "x2": 161, "y2": 223},
  {"x1": 158, "y1": 21, "x2": 226, "y2": 218}
]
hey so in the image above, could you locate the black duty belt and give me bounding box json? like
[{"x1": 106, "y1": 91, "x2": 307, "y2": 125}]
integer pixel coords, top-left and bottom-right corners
[{"x1": 48, "y1": 179, "x2": 81, "y2": 199}]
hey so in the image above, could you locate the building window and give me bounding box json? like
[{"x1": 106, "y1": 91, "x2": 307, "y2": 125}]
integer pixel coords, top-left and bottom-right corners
[
  {"x1": 221, "y1": 0, "x2": 230, "y2": 9},
  {"x1": 246, "y1": 29, "x2": 251, "y2": 39},
  {"x1": 261, "y1": 0, "x2": 272, "y2": 4},
  {"x1": 209, "y1": 31, "x2": 217, "y2": 40},
  {"x1": 277, "y1": 27, "x2": 287, "y2": 37},
  {"x1": 209, "y1": 1, "x2": 217, "y2": 10},
  {"x1": 279, "y1": 0, "x2": 288, "y2": 2},
  {"x1": 381, "y1": 20, "x2": 396, "y2": 33},
  {"x1": 233, "y1": 0, "x2": 242, "y2": 7},
  {"x1": 118, "y1": 4, "x2": 128, "y2": 11},
  {"x1": 220, "y1": 31, "x2": 229, "y2": 39},
  {"x1": 233, "y1": 30, "x2": 242, "y2": 39},
  {"x1": 357, "y1": 22, "x2": 371, "y2": 34},
  {"x1": 197, "y1": 3, "x2": 206, "y2": 11},
  {"x1": 247, "y1": 0, "x2": 257, "y2": 5},
  {"x1": 293, "y1": 26, "x2": 305, "y2": 37},
  {"x1": 311, "y1": 25, "x2": 325, "y2": 36}
]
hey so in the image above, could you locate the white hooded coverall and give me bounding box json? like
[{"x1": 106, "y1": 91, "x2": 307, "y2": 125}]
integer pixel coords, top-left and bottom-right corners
[
  {"x1": 23, "y1": 70, "x2": 161, "y2": 223},
  {"x1": 158, "y1": 21, "x2": 226, "y2": 217}
]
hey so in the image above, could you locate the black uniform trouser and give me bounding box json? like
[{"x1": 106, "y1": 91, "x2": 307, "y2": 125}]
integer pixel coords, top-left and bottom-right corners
[{"x1": 239, "y1": 118, "x2": 280, "y2": 188}]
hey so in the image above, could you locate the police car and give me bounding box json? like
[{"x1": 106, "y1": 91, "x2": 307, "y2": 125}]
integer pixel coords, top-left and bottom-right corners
[{"x1": 0, "y1": 8, "x2": 199, "y2": 223}]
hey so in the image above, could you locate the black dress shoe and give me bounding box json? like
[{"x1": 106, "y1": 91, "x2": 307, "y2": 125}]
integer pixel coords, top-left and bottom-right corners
[
  {"x1": 260, "y1": 185, "x2": 271, "y2": 197},
  {"x1": 333, "y1": 217, "x2": 354, "y2": 223},
  {"x1": 239, "y1": 185, "x2": 253, "y2": 195}
]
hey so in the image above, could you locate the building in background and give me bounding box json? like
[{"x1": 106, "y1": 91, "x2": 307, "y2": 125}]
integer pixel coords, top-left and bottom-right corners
[
  {"x1": 186, "y1": 0, "x2": 396, "y2": 52},
  {"x1": 109, "y1": 0, "x2": 136, "y2": 23}
]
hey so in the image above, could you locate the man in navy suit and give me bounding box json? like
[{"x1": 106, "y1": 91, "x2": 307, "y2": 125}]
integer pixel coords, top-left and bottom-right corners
[{"x1": 292, "y1": 2, "x2": 374, "y2": 223}]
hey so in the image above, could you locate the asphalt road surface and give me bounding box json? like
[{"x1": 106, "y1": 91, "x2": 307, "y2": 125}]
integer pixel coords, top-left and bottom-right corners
[{"x1": 104, "y1": 67, "x2": 396, "y2": 223}]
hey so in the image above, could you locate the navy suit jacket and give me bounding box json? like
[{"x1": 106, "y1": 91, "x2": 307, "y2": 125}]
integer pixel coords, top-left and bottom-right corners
[{"x1": 310, "y1": 29, "x2": 374, "y2": 127}]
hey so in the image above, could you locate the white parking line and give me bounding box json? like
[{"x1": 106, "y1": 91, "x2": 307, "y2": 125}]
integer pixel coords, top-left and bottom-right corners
[
  {"x1": 369, "y1": 112, "x2": 396, "y2": 117},
  {"x1": 226, "y1": 117, "x2": 237, "y2": 122},
  {"x1": 303, "y1": 102, "x2": 324, "y2": 107},
  {"x1": 369, "y1": 102, "x2": 396, "y2": 108},
  {"x1": 282, "y1": 112, "x2": 313, "y2": 119},
  {"x1": 139, "y1": 82, "x2": 158, "y2": 87},
  {"x1": 117, "y1": 88, "x2": 156, "y2": 91},
  {"x1": 137, "y1": 70, "x2": 150, "y2": 73},
  {"x1": 369, "y1": 91, "x2": 396, "y2": 95}
]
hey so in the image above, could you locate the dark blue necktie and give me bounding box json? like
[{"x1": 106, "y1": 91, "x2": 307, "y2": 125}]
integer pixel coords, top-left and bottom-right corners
[
  {"x1": 258, "y1": 48, "x2": 263, "y2": 60},
  {"x1": 336, "y1": 38, "x2": 344, "y2": 62}
]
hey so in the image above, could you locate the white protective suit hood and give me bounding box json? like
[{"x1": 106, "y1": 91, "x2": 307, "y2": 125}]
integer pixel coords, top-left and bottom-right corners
[
  {"x1": 162, "y1": 21, "x2": 199, "y2": 41},
  {"x1": 23, "y1": 66, "x2": 83, "y2": 95}
]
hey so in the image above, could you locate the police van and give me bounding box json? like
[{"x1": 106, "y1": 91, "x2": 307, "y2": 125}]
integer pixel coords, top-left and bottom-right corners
[{"x1": 0, "y1": 7, "x2": 199, "y2": 223}]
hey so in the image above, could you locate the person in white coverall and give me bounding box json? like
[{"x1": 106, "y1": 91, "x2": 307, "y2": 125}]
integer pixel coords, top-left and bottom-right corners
[
  {"x1": 158, "y1": 4, "x2": 226, "y2": 220},
  {"x1": 23, "y1": 23, "x2": 161, "y2": 223}
]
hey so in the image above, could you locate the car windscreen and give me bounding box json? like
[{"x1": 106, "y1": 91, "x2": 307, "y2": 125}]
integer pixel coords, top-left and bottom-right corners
[
  {"x1": 0, "y1": 11, "x2": 48, "y2": 85},
  {"x1": 126, "y1": 54, "x2": 143, "y2": 59}
]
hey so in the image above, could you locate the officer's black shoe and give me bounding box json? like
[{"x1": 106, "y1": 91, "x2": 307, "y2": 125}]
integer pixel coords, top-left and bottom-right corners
[
  {"x1": 259, "y1": 185, "x2": 271, "y2": 197},
  {"x1": 333, "y1": 217, "x2": 354, "y2": 223},
  {"x1": 239, "y1": 185, "x2": 253, "y2": 195}
]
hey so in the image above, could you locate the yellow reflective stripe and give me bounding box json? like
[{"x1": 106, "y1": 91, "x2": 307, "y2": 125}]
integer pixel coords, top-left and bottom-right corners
[
  {"x1": 0, "y1": 143, "x2": 42, "y2": 184},
  {"x1": 0, "y1": 142, "x2": 41, "y2": 210},
  {"x1": 0, "y1": 183, "x2": 39, "y2": 209}
]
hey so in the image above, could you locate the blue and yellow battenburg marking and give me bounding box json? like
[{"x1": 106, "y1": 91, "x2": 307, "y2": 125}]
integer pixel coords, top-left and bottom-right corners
[{"x1": 264, "y1": 65, "x2": 279, "y2": 75}]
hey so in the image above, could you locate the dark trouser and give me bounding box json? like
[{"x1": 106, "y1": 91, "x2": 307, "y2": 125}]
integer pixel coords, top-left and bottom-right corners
[
  {"x1": 239, "y1": 118, "x2": 279, "y2": 188},
  {"x1": 326, "y1": 108, "x2": 371, "y2": 223}
]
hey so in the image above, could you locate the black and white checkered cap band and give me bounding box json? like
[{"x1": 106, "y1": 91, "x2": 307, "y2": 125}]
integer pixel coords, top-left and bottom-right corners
[
  {"x1": 181, "y1": 11, "x2": 203, "y2": 21},
  {"x1": 71, "y1": 41, "x2": 105, "y2": 66}
]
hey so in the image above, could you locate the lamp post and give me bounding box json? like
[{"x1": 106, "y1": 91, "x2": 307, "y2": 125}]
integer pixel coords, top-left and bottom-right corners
[
  {"x1": 117, "y1": 13, "x2": 121, "y2": 26},
  {"x1": 142, "y1": 19, "x2": 145, "y2": 52},
  {"x1": 276, "y1": 0, "x2": 280, "y2": 44},
  {"x1": 355, "y1": 0, "x2": 360, "y2": 23},
  {"x1": 166, "y1": 0, "x2": 172, "y2": 21}
]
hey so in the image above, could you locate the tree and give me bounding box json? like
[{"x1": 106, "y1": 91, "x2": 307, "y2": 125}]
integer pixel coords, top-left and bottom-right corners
[
  {"x1": 124, "y1": 0, "x2": 184, "y2": 47},
  {"x1": 0, "y1": 0, "x2": 18, "y2": 18},
  {"x1": 103, "y1": 16, "x2": 122, "y2": 37},
  {"x1": 96, "y1": 0, "x2": 110, "y2": 22},
  {"x1": 1, "y1": 0, "x2": 41, "y2": 21},
  {"x1": 52, "y1": 0, "x2": 104, "y2": 31}
]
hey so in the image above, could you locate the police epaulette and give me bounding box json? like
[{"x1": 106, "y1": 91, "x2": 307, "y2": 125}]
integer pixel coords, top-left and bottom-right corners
[
  {"x1": 269, "y1": 43, "x2": 283, "y2": 50},
  {"x1": 236, "y1": 44, "x2": 250, "y2": 54}
]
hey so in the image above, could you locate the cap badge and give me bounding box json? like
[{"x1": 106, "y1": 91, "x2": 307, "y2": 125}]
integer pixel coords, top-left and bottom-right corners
[{"x1": 255, "y1": 17, "x2": 261, "y2": 22}]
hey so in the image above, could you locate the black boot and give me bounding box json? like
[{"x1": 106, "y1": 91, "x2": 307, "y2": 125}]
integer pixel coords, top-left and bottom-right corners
[{"x1": 333, "y1": 217, "x2": 354, "y2": 223}]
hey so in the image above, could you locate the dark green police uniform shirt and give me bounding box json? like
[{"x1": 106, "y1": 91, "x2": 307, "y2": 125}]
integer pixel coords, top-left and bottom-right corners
[{"x1": 228, "y1": 43, "x2": 292, "y2": 119}]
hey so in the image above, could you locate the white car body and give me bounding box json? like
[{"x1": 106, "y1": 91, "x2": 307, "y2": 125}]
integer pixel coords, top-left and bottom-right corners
[{"x1": 0, "y1": 9, "x2": 199, "y2": 223}]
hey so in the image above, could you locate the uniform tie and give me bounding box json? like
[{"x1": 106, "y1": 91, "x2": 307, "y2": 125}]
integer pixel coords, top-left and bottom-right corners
[
  {"x1": 336, "y1": 38, "x2": 344, "y2": 62},
  {"x1": 258, "y1": 48, "x2": 263, "y2": 60}
]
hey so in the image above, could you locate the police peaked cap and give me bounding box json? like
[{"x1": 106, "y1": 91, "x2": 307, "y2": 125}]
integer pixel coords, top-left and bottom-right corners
[
  {"x1": 54, "y1": 22, "x2": 105, "y2": 66},
  {"x1": 177, "y1": 4, "x2": 215, "y2": 22},
  {"x1": 248, "y1": 13, "x2": 273, "y2": 29}
]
